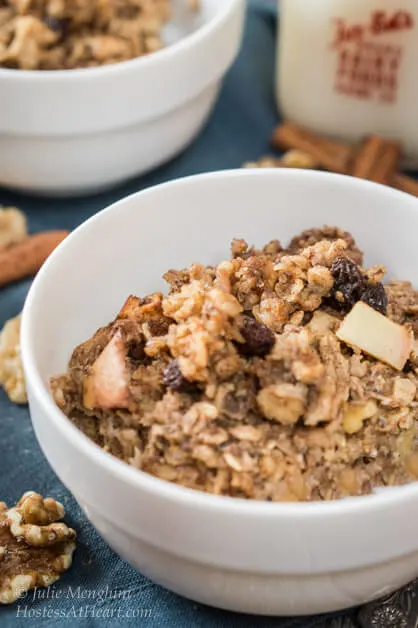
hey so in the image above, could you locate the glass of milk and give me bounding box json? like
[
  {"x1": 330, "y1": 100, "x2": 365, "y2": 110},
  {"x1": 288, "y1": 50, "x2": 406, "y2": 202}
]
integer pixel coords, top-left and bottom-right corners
[{"x1": 277, "y1": 0, "x2": 418, "y2": 164}]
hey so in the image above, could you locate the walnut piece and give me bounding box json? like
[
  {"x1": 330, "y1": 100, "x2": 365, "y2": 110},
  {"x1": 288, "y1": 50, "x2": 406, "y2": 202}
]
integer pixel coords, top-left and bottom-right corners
[
  {"x1": 281, "y1": 149, "x2": 320, "y2": 169},
  {"x1": 0, "y1": 492, "x2": 76, "y2": 605},
  {"x1": 0, "y1": 207, "x2": 27, "y2": 250},
  {"x1": 342, "y1": 401, "x2": 378, "y2": 434},
  {"x1": 257, "y1": 383, "x2": 307, "y2": 425},
  {"x1": 242, "y1": 149, "x2": 319, "y2": 170},
  {"x1": 243, "y1": 156, "x2": 285, "y2": 169},
  {"x1": 0, "y1": 314, "x2": 27, "y2": 404},
  {"x1": 0, "y1": 15, "x2": 57, "y2": 70}
]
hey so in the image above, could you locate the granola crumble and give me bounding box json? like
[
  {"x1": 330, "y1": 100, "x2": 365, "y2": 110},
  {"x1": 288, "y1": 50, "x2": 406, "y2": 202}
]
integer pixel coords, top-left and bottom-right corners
[
  {"x1": 51, "y1": 227, "x2": 418, "y2": 502},
  {"x1": 0, "y1": 0, "x2": 199, "y2": 70}
]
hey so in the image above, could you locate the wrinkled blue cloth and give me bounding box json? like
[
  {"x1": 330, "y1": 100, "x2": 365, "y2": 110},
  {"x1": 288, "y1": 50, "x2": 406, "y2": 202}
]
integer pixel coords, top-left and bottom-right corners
[{"x1": 0, "y1": 2, "x2": 395, "y2": 626}]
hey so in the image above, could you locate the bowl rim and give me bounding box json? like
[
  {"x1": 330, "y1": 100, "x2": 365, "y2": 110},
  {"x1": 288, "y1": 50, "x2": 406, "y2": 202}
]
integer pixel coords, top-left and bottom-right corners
[
  {"x1": 0, "y1": 0, "x2": 239, "y2": 82},
  {"x1": 21, "y1": 168, "x2": 418, "y2": 517}
]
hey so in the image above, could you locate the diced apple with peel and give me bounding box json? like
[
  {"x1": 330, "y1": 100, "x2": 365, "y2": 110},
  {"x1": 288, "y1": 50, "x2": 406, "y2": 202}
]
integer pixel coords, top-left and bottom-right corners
[
  {"x1": 336, "y1": 302, "x2": 411, "y2": 371},
  {"x1": 83, "y1": 330, "x2": 130, "y2": 409}
]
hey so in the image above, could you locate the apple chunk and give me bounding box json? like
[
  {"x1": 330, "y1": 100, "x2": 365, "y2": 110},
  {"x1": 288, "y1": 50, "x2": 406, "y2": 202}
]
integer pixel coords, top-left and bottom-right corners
[
  {"x1": 336, "y1": 302, "x2": 411, "y2": 371},
  {"x1": 83, "y1": 330, "x2": 130, "y2": 409}
]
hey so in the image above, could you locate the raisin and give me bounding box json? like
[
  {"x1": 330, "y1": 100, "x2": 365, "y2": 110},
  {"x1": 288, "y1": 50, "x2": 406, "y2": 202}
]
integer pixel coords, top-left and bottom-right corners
[
  {"x1": 331, "y1": 257, "x2": 365, "y2": 309},
  {"x1": 403, "y1": 360, "x2": 414, "y2": 374},
  {"x1": 44, "y1": 16, "x2": 69, "y2": 38},
  {"x1": 238, "y1": 316, "x2": 275, "y2": 357},
  {"x1": 360, "y1": 283, "x2": 388, "y2": 315},
  {"x1": 302, "y1": 311, "x2": 313, "y2": 326},
  {"x1": 163, "y1": 360, "x2": 195, "y2": 392}
]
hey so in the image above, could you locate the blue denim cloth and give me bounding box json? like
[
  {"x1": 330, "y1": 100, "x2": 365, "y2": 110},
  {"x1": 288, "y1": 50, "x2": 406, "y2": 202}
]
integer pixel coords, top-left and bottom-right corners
[{"x1": 0, "y1": 2, "x2": 402, "y2": 626}]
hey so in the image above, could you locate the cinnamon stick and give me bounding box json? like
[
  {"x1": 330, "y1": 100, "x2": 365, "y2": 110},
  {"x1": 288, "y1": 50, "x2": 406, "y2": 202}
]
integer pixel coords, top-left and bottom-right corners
[
  {"x1": 392, "y1": 173, "x2": 418, "y2": 197},
  {"x1": 351, "y1": 135, "x2": 401, "y2": 184},
  {"x1": 269, "y1": 121, "x2": 418, "y2": 198},
  {"x1": 0, "y1": 230, "x2": 69, "y2": 288},
  {"x1": 271, "y1": 122, "x2": 353, "y2": 174}
]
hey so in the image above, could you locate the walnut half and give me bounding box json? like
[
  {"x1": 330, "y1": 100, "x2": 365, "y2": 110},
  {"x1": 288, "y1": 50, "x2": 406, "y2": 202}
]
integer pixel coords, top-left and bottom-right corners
[
  {"x1": 0, "y1": 314, "x2": 27, "y2": 404},
  {"x1": 0, "y1": 492, "x2": 76, "y2": 605},
  {"x1": 0, "y1": 207, "x2": 27, "y2": 250}
]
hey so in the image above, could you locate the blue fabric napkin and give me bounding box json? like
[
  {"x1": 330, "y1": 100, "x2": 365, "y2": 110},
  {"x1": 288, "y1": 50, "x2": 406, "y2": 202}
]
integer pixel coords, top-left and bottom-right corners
[{"x1": 0, "y1": 2, "x2": 411, "y2": 626}]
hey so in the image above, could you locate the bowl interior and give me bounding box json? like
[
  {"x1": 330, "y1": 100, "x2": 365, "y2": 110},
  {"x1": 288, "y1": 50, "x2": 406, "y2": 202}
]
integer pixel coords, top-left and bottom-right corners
[{"x1": 24, "y1": 169, "x2": 418, "y2": 388}]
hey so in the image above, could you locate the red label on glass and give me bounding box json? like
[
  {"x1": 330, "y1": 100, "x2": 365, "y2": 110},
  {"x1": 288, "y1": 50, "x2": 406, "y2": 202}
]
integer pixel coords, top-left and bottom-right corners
[{"x1": 330, "y1": 10, "x2": 414, "y2": 103}]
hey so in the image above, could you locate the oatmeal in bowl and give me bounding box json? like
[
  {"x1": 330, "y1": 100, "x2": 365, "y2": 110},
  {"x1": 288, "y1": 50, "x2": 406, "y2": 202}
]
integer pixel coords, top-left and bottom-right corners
[
  {"x1": 0, "y1": 0, "x2": 245, "y2": 194},
  {"x1": 50, "y1": 226, "x2": 418, "y2": 502},
  {"x1": 0, "y1": 0, "x2": 199, "y2": 70},
  {"x1": 20, "y1": 170, "x2": 418, "y2": 615}
]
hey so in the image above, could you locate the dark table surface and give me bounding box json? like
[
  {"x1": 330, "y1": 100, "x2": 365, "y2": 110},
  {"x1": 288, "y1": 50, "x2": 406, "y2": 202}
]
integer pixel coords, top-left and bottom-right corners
[{"x1": 1, "y1": 1, "x2": 417, "y2": 626}]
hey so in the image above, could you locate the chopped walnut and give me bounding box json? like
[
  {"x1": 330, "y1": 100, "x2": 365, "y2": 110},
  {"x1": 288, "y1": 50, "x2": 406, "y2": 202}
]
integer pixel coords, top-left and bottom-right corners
[
  {"x1": 257, "y1": 383, "x2": 307, "y2": 425},
  {"x1": 0, "y1": 207, "x2": 27, "y2": 250},
  {"x1": 0, "y1": 15, "x2": 57, "y2": 69},
  {"x1": 0, "y1": 314, "x2": 27, "y2": 404},
  {"x1": 243, "y1": 156, "x2": 285, "y2": 169},
  {"x1": 342, "y1": 401, "x2": 378, "y2": 434},
  {"x1": 0, "y1": 0, "x2": 199, "y2": 70},
  {"x1": 281, "y1": 149, "x2": 320, "y2": 169},
  {"x1": 242, "y1": 149, "x2": 319, "y2": 170},
  {"x1": 0, "y1": 492, "x2": 76, "y2": 605}
]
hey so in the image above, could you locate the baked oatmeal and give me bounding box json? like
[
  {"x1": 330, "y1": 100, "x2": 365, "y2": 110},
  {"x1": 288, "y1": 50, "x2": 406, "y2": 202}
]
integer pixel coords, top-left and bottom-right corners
[
  {"x1": 51, "y1": 227, "x2": 418, "y2": 502},
  {"x1": 0, "y1": 0, "x2": 198, "y2": 70}
]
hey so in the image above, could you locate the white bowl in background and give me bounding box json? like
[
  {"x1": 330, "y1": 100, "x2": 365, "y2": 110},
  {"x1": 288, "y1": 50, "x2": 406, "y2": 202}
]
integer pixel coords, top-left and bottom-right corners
[
  {"x1": 21, "y1": 170, "x2": 418, "y2": 616},
  {"x1": 0, "y1": 0, "x2": 245, "y2": 196}
]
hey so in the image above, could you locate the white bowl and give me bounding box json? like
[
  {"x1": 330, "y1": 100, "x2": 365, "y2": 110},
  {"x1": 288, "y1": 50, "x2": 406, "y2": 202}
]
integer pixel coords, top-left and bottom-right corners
[
  {"x1": 0, "y1": 0, "x2": 245, "y2": 196},
  {"x1": 21, "y1": 170, "x2": 418, "y2": 616}
]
